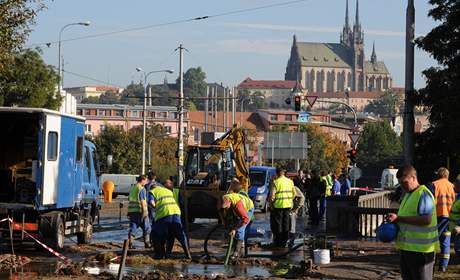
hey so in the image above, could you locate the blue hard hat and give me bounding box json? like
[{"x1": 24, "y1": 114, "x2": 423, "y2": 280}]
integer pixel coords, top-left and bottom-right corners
[{"x1": 376, "y1": 222, "x2": 398, "y2": 242}]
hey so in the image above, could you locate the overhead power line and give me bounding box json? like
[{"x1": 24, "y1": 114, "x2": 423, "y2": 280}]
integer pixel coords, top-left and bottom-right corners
[{"x1": 28, "y1": 0, "x2": 308, "y2": 47}]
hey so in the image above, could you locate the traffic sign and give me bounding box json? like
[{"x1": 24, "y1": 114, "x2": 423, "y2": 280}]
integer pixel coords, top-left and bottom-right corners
[
  {"x1": 349, "y1": 167, "x2": 362, "y2": 180},
  {"x1": 306, "y1": 95, "x2": 318, "y2": 107},
  {"x1": 297, "y1": 112, "x2": 311, "y2": 123},
  {"x1": 348, "y1": 133, "x2": 361, "y2": 148}
]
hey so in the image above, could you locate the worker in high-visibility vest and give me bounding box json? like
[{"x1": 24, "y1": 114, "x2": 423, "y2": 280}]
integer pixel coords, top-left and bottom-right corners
[
  {"x1": 450, "y1": 175, "x2": 460, "y2": 260},
  {"x1": 150, "y1": 180, "x2": 191, "y2": 260},
  {"x1": 221, "y1": 191, "x2": 252, "y2": 260},
  {"x1": 319, "y1": 170, "x2": 331, "y2": 220},
  {"x1": 230, "y1": 178, "x2": 255, "y2": 255},
  {"x1": 165, "y1": 180, "x2": 185, "y2": 257},
  {"x1": 127, "y1": 175, "x2": 151, "y2": 249},
  {"x1": 387, "y1": 166, "x2": 439, "y2": 280},
  {"x1": 269, "y1": 168, "x2": 296, "y2": 248},
  {"x1": 429, "y1": 167, "x2": 456, "y2": 272}
]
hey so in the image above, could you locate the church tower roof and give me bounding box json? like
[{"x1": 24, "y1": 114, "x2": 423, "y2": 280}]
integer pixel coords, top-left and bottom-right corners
[{"x1": 371, "y1": 41, "x2": 377, "y2": 63}]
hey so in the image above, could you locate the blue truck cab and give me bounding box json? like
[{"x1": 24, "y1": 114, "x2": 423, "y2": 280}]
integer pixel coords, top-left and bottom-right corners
[
  {"x1": 0, "y1": 107, "x2": 100, "y2": 249},
  {"x1": 248, "y1": 166, "x2": 276, "y2": 212}
]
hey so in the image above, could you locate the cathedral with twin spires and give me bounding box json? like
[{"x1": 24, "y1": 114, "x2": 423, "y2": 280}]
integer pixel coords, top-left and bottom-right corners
[{"x1": 285, "y1": 0, "x2": 392, "y2": 93}]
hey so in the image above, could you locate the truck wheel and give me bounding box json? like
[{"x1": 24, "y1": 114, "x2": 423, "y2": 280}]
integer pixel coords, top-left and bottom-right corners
[
  {"x1": 77, "y1": 218, "x2": 93, "y2": 244},
  {"x1": 50, "y1": 214, "x2": 65, "y2": 250}
]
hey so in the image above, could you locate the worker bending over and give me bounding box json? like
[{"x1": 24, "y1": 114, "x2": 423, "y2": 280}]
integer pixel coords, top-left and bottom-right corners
[
  {"x1": 230, "y1": 179, "x2": 255, "y2": 254},
  {"x1": 270, "y1": 168, "x2": 296, "y2": 248},
  {"x1": 221, "y1": 189, "x2": 253, "y2": 260},
  {"x1": 150, "y1": 180, "x2": 191, "y2": 259},
  {"x1": 127, "y1": 175, "x2": 151, "y2": 249}
]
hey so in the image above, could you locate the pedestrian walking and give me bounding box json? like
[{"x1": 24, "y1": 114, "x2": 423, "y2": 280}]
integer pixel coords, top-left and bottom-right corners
[
  {"x1": 449, "y1": 175, "x2": 460, "y2": 261},
  {"x1": 269, "y1": 168, "x2": 296, "y2": 247},
  {"x1": 150, "y1": 181, "x2": 191, "y2": 259},
  {"x1": 288, "y1": 185, "x2": 305, "y2": 248},
  {"x1": 387, "y1": 165, "x2": 439, "y2": 280},
  {"x1": 429, "y1": 167, "x2": 456, "y2": 272},
  {"x1": 127, "y1": 175, "x2": 151, "y2": 249}
]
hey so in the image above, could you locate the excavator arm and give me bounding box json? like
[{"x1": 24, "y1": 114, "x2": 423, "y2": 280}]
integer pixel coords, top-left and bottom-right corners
[{"x1": 212, "y1": 125, "x2": 249, "y2": 190}]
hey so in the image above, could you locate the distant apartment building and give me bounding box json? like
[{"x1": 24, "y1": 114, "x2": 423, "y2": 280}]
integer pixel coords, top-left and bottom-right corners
[
  {"x1": 237, "y1": 78, "x2": 296, "y2": 108},
  {"x1": 312, "y1": 91, "x2": 385, "y2": 112},
  {"x1": 77, "y1": 104, "x2": 188, "y2": 137},
  {"x1": 65, "y1": 86, "x2": 124, "y2": 102}
]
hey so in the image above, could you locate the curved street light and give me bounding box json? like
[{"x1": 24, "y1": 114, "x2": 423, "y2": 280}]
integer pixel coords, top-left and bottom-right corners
[
  {"x1": 58, "y1": 21, "x2": 91, "y2": 89},
  {"x1": 136, "y1": 67, "x2": 175, "y2": 174}
]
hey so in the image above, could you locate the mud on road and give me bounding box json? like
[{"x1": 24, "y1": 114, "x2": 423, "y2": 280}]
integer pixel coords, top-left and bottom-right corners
[{"x1": 2, "y1": 197, "x2": 460, "y2": 280}]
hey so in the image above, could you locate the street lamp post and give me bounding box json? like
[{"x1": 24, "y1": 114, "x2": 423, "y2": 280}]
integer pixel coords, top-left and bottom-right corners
[
  {"x1": 136, "y1": 68, "x2": 174, "y2": 175},
  {"x1": 58, "y1": 21, "x2": 90, "y2": 90}
]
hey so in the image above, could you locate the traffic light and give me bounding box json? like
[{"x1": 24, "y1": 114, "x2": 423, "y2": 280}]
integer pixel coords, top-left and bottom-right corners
[
  {"x1": 347, "y1": 149, "x2": 357, "y2": 165},
  {"x1": 294, "y1": 96, "x2": 301, "y2": 111}
]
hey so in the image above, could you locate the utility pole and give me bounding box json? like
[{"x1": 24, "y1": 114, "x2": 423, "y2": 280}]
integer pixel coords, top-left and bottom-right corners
[
  {"x1": 403, "y1": 0, "x2": 415, "y2": 165},
  {"x1": 214, "y1": 85, "x2": 218, "y2": 131},
  {"x1": 223, "y1": 87, "x2": 227, "y2": 130},
  {"x1": 232, "y1": 87, "x2": 236, "y2": 125},
  {"x1": 205, "y1": 86, "x2": 209, "y2": 132},
  {"x1": 177, "y1": 44, "x2": 188, "y2": 237}
]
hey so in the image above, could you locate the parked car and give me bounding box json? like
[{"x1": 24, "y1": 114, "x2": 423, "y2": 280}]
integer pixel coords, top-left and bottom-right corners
[
  {"x1": 248, "y1": 166, "x2": 276, "y2": 212},
  {"x1": 99, "y1": 174, "x2": 138, "y2": 198}
]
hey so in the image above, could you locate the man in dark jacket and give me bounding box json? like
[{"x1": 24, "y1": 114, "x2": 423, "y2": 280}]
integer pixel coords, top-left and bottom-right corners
[{"x1": 308, "y1": 170, "x2": 326, "y2": 226}]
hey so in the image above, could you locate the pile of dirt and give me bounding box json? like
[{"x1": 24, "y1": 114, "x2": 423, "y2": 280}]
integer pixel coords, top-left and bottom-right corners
[
  {"x1": 66, "y1": 242, "x2": 123, "y2": 254},
  {"x1": 0, "y1": 254, "x2": 32, "y2": 271},
  {"x1": 86, "y1": 252, "x2": 118, "y2": 265},
  {"x1": 123, "y1": 269, "x2": 268, "y2": 280}
]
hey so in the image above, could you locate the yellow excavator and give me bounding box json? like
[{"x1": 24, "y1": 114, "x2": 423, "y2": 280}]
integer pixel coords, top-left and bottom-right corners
[{"x1": 182, "y1": 125, "x2": 249, "y2": 222}]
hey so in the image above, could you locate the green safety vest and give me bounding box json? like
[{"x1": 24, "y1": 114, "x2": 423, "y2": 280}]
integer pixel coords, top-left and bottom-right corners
[
  {"x1": 449, "y1": 197, "x2": 460, "y2": 232},
  {"x1": 173, "y1": 188, "x2": 180, "y2": 205},
  {"x1": 239, "y1": 190, "x2": 254, "y2": 211},
  {"x1": 128, "y1": 183, "x2": 145, "y2": 214},
  {"x1": 151, "y1": 187, "x2": 181, "y2": 221},
  {"x1": 396, "y1": 185, "x2": 440, "y2": 253},
  {"x1": 273, "y1": 176, "x2": 294, "y2": 209}
]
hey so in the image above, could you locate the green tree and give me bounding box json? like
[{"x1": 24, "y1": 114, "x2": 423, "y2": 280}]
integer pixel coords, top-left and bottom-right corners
[
  {"x1": 238, "y1": 89, "x2": 265, "y2": 111},
  {"x1": 177, "y1": 67, "x2": 207, "y2": 110},
  {"x1": 356, "y1": 121, "x2": 402, "y2": 166},
  {"x1": 81, "y1": 96, "x2": 100, "y2": 104},
  {"x1": 413, "y1": 0, "x2": 460, "y2": 178},
  {"x1": 120, "y1": 82, "x2": 144, "y2": 105},
  {"x1": 364, "y1": 90, "x2": 402, "y2": 117},
  {"x1": 0, "y1": 49, "x2": 61, "y2": 109},
  {"x1": 0, "y1": 0, "x2": 45, "y2": 72}
]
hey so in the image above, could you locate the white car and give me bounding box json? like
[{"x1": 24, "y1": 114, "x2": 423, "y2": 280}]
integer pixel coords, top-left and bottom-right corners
[{"x1": 99, "y1": 174, "x2": 138, "y2": 198}]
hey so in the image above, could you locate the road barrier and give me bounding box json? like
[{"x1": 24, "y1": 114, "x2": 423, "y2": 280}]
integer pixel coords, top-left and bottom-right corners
[{"x1": 326, "y1": 191, "x2": 397, "y2": 238}]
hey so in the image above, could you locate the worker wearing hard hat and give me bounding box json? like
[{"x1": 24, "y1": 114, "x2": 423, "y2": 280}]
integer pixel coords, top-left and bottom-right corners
[{"x1": 387, "y1": 165, "x2": 439, "y2": 280}]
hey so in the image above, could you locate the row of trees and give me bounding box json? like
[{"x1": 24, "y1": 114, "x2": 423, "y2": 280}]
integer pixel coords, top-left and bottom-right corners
[{"x1": 92, "y1": 124, "x2": 177, "y2": 182}]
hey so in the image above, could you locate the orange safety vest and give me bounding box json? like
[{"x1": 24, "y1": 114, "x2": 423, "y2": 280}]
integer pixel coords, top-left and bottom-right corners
[{"x1": 433, "y1": 178, "x2": 456, "y2": 217}]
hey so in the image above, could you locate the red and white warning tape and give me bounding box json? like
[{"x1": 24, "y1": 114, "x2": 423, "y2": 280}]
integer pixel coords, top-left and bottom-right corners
[{"x1": 1, "y1": 218, "x2": 72, "y2": 264}]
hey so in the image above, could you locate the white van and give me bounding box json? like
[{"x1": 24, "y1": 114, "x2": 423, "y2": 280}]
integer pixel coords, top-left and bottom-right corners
[
  {"x1": 99, "y1": 174, "x2": 138, "y2": 198},
  {"x1": 380, "y1": 168, "x2": 398, "y2": 189}
]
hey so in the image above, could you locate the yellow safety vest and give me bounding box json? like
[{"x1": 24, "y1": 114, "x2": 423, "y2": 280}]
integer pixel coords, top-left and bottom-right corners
[
  {"x1": 273, "y1": 176, "x2": 294, "y2": 209},
  {"x1": 449, "y1": 197, "x2": 460, "y2": 232},
  {"x1": 128, "y1": 183, "x2": 146, "y2": 214},
  {"x1": 321, "y1": 176, "x2": 332, "y2": 197},
  {"x1": 173, "y1": 188, "x2": 180, "y2": 205},
  {"x1": 151, "y1": 187, "x2": 181, "y2": 221},
  {"x1": 239, "y1": 191, "x2": 254, "y2": 211},
  {"x1": 396, "y1": 185, "x2": 440, "y2": 253}
]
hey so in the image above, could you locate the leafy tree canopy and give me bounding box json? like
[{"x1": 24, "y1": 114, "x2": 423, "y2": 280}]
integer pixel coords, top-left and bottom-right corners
[
  {"x1": 364, "y1": 90, "x2": 402, "y2": 118},
  {"x1": 356, "y1": 121, "x2": 402, "y2": 166},
  {"x1": 414, "y1": 0, "x2": 460, "y2": 175},
  {"x1": 0, "y1": 0, "x2": 44, "y2": 72},
  {"x1": 0, "y1": 49, "x2": 61, "y2": 109},
  {"x1": 177, "y1": 67, "x2": 207, "y2": 110}
]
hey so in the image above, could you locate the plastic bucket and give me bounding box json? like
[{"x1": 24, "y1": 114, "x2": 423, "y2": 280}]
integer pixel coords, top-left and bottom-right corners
[{"x1": 313, "y1": 249, "x2": 330, "y2": 265}]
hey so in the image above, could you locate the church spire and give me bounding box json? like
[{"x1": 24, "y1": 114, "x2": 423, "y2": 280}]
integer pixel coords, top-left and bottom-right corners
[
  {"x1": 345, "y1": 0, "x2": 350, "y2": 29},
  {"x1": 355, "y1": 0, "x2": 360, "y2": 26},
  {"x1": 371, "y1": 41, "x2": 377, "y2": 63}
]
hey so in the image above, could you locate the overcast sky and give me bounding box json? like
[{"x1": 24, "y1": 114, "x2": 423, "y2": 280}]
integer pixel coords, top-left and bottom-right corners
[{"x1": 27, "y1": 0, "x2": 438, "y2": 89}]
